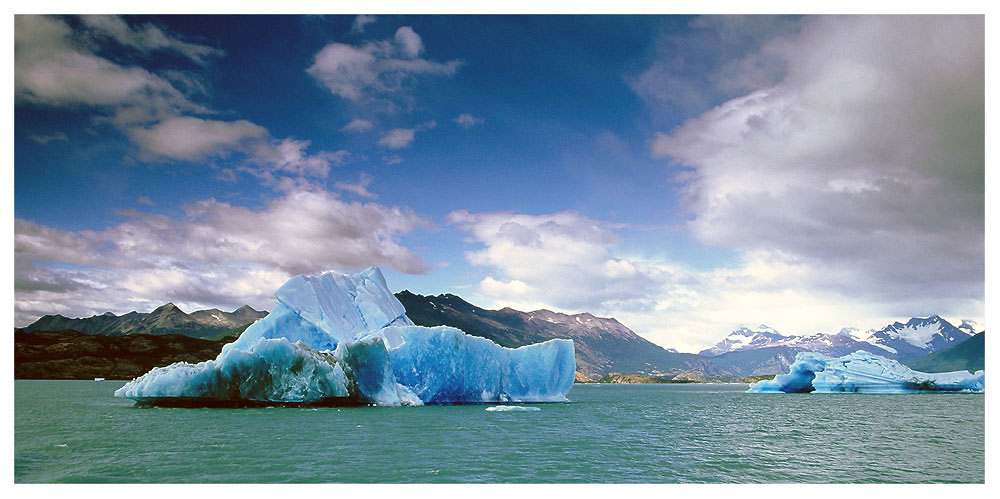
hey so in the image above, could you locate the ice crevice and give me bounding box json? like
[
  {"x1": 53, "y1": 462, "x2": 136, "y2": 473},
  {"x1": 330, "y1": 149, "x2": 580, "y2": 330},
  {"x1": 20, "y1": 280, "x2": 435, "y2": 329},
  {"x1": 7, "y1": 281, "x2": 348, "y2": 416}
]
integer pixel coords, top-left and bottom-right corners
[{"x1": 115, "y1": 267, "x2": 576, "y2": 406}]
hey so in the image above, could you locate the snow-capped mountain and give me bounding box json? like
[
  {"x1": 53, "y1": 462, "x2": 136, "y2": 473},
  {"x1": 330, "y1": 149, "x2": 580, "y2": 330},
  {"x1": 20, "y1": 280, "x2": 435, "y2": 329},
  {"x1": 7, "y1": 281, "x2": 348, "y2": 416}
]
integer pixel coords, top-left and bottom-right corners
[
  {"x1": 698, "y1": 325, "x2": 785, "y2": 356},
  {"x1": 699, "y1": 325, "x2": 883, "y2": 358},
  {"x1": 701, "y1": 316, "x2": 977, "y2": 361},
  {"x1": 842, "y1": 315, "x2": 975, "y2": 360}
]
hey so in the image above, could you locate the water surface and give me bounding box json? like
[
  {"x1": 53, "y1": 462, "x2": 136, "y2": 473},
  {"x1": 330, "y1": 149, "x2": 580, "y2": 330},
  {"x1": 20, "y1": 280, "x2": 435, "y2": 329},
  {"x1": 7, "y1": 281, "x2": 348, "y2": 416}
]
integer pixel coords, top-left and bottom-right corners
[{"x1": 14, "y1": 380, "x2": 984, "y2": 483}]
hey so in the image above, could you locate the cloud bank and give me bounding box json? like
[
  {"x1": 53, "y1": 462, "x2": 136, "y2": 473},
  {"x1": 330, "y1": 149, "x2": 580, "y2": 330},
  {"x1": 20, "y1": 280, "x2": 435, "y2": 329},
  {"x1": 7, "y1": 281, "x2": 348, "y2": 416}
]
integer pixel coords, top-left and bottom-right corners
[{"x1": 15, "y1": 190, "x2": 431, "y2": 326}]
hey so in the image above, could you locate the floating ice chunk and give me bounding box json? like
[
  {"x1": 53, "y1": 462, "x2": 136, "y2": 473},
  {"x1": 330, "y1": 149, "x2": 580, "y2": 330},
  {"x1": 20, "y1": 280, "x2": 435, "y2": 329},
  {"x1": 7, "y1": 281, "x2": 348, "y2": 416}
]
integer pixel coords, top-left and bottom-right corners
[
  {"x1": 379, "y1": 325, "x2": 575, "y2": 404},
  {"x1": 489, "y1": 405, "x2": 541, "y2": 412},
  {"x1": 486, "y1": 406, "x2": 540, "y2": 412},
  {"x1": 748, "y1": 350, "x2": 985, "y2": 393},
  {"x1": 115, "y1": 267, "x2": 574, "y2": 407}
]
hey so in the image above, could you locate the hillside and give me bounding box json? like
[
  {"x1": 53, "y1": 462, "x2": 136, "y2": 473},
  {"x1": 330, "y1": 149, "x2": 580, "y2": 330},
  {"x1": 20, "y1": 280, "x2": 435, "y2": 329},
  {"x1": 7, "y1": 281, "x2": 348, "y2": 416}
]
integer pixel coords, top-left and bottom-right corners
[
  {"x1": 903, "y1": 332, "x2": 984, "y2": 374},
  {"x1": 15, "y1": 329, "x2": 230, "y2": 380},
  {"x1": 706, "y1": 346, "x2": 800, "y2": 376}
]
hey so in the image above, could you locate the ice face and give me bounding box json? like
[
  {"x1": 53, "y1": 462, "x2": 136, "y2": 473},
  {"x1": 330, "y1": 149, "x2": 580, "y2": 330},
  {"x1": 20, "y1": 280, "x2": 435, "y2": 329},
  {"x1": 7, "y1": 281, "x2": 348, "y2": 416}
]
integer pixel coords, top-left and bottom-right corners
[
  {"x1": 114, "y1": 335, "x2": 421, "y2": 406},
  {"x1": 747, "y1": 351, "x2": 985, "y2": 394},
  {"x1": 227, "y1": 267, "x2": 413, "y2": 353},
  {"x1": 380, "y1": 325, "x2": 576, "y2": 404},
  {"x1": 115, "y1": 267, "x2": 575, "y2": 406}
]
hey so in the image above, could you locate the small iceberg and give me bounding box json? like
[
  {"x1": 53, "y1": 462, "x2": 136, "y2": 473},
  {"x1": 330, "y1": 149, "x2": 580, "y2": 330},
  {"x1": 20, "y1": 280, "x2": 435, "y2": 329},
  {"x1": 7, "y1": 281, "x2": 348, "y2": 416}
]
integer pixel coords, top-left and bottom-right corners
[
  {"x1": 748, "y1": 350, "x2": 984, "y2": 394},
  {"x1": 115, "y1": 267, "x2": 575, "y2": 407},
  {"x1": 485, "y1": 405, "x2": 540, "y2": 412},
  {"x1": 94, "y1": 377, "x2": 105, "y2": 382}
]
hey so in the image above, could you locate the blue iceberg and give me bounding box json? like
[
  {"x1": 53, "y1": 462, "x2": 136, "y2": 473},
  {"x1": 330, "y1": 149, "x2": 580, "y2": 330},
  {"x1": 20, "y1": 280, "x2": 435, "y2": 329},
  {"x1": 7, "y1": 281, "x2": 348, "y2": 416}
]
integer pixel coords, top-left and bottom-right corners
[
  {"x1": 747, "y1": 350, "x2": 984, "y2": 394},
  {"x1": 115, "y1": 267, "x2": 575, "y2": 406}
]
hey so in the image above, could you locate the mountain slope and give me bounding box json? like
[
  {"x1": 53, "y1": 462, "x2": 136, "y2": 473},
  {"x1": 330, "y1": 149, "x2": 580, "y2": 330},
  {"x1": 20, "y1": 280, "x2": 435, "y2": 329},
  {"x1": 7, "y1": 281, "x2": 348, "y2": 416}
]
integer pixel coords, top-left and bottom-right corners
[
  {"x1": 903, "y1": 332, "x2": 984, "y2": 374},
  {"x1": 395, "y1": 291, "x2": 727, "y2": 380},
  {"x1": 24, "y1": 304, "x2": 268, "y2": 339},
  {"x1": 706, "y1": 346, "x2": 801, "y2": 377}
]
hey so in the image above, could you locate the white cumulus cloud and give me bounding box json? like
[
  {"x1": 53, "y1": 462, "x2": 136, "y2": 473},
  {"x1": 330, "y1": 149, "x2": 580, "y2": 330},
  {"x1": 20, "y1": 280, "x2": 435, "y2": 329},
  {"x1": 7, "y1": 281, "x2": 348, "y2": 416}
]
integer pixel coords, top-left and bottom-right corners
[
  {"x1": 306, "y1": 26, "x2": 460, "y2": 103},
  {"x1": 377, "y1": 120, "x2": 436, "y2": 150},
  {"x1": 454, "y1": 113, "x2": 484, "y2": 129}
]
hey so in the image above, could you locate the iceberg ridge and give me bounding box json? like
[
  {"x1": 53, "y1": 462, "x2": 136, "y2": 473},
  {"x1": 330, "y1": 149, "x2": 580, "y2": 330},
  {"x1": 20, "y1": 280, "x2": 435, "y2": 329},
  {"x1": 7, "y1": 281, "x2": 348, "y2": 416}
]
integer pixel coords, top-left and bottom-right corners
[
  {"x1": 115, "y1": 267, "x2": 575, "y2": 406},
  {"x1": 747, "y1": 350, "x2": 984, "y2": 394}
]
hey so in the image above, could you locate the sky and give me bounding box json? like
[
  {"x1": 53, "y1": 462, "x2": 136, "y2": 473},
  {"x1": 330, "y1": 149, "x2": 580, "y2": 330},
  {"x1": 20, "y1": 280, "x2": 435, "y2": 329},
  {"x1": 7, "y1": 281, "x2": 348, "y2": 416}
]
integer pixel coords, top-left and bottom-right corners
[{"x1": 12, "y1": 14, "x2": 985, "y2": 352}]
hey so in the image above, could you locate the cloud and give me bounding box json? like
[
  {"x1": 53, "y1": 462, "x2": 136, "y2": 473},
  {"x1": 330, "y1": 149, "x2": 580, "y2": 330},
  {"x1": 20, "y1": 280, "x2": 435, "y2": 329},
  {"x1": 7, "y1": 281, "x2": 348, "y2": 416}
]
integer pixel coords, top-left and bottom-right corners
[
  {"x1": 128, "y1": 116, "x2": 267, "y2": 161},
  {"x1": 651, "y1": 16, "x2": 984, "y2": 306},
  {"x1": 15, "y1": 189, "x2": 431, "y2": 326},
  {"x1": 394, "y1": 26, "x2": 423, "y2": 58},
  {"x1": 137, "y1": 195, "x2": 155, "y2": 206},
  {"x1": 351, "y1": 15, "x2": 376, "y2": 33},
  {"x1": 334, "y1": 172, "x2": 377, "y2": 199},
  {"x1": 342, "y1": 118, "x2": 374, "y2": 132},
  {"x1": 447, "y1": 210, "x2": 662, "y2": 313},
  {"x1": 16, "y1": 15, "x2": 345, "y2": 191},
  {"x1": 250, "y1": 138, "x2": 350, "y2": 178},
  {"x1": 377, "y1": 120, "x2": 436, "y2": 149},
  {"x1": 15, "y1": 15, "x2": 204, "y2": 112},
  {"x1": 306, "y1": 26, "x2": 460, "y2": 103},
  {"x1": 377, "y1": 128, "x2": 416, "y2": 149},
  {"x1": 78, "y1": 15, "x2": 224, "y2": 65},
  {"x1": 28, "y1": 132, "x2": 68, "y2": 144},
  {"x1": 454, "y1": 113, "x2": 484, "y2": 129},
  {"x1": 628, "y1": 15, "x2": 802, "y2": 117}
]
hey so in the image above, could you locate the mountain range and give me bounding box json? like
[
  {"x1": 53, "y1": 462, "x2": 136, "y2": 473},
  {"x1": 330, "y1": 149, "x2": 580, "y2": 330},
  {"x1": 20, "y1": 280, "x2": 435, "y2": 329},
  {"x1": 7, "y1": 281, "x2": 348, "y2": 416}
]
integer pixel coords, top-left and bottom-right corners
[
  {"x1": 23, "y1": 303, "x2": 268, "y2": 339},
  {"x1": 699, "y1": 316, "x2": 978, "y2": 361},
  {"x1": 19, "y1": 291, "x2": 983, "y2": 381}
]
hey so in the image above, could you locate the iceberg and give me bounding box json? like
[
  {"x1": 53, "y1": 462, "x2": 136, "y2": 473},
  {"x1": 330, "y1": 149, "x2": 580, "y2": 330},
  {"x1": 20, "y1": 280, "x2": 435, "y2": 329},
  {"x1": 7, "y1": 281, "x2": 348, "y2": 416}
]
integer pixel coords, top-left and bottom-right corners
[
  {"x1": 747, "y1": 350, "x2": 984, "y2": 394},
  {"x1": 115, "y1": 267, "x2": 575, "y2": 406}
]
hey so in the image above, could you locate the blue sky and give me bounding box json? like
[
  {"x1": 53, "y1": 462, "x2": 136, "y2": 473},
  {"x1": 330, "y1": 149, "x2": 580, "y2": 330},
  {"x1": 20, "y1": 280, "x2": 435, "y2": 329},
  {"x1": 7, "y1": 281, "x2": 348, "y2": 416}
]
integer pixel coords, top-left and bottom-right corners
[{"x1": 13, "y1": 14, "x2": 985, "y2": 351}]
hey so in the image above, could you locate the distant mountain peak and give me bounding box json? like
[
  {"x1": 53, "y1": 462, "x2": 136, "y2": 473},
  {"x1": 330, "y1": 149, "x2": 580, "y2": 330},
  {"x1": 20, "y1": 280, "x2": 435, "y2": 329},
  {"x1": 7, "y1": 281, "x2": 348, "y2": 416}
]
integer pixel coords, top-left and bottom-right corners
[
  {"x1": 151, "y1": 302, "x2": 183, "y2": 314},
  {"x1": 234, "y1": 304, "x2": 258, "y2": 313}
]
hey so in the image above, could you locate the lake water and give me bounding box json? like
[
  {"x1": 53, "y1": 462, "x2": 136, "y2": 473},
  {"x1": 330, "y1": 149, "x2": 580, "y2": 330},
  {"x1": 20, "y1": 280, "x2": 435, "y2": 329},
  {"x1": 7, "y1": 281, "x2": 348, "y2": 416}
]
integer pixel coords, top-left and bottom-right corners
[{"x1": 14, "y1": 380, "x2": 984, "y2": 483}]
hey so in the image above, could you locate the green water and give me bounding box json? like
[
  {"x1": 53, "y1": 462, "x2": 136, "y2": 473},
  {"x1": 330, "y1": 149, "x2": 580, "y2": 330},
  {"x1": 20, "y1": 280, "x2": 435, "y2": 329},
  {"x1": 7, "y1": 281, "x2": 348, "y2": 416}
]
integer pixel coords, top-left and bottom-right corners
[{"x1": 14, "y1": 380, "x2": 984, "y2": 483}]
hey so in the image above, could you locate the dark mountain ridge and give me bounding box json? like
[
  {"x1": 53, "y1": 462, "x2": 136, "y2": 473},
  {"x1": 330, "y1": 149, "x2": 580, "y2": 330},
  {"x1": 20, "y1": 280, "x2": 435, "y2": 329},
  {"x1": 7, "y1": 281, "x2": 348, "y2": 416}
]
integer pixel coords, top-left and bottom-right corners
[{"x1": 23, "y1": 303, "x2": 268, "y2": 339}]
